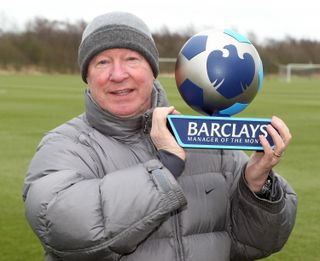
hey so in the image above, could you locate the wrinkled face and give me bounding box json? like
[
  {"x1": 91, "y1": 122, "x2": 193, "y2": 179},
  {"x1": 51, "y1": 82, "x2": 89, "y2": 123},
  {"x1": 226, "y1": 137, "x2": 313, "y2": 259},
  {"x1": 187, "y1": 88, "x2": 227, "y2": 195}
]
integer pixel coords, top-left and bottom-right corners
[{"x1": 87, "y1": 48, "x2": 154, "y2": 118}]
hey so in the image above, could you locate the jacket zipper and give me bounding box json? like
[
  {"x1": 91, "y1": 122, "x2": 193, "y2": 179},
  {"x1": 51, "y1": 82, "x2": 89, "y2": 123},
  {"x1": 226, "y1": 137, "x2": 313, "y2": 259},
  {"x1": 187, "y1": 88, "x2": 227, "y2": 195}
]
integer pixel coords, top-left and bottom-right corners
[
  {"x1": 172, "y1": 211, "x2": 184, "y2": 261},
  {"x1": 144, "y1": 112, "x2": 185, "y2": 260},
  {"x1": 143, "y1": 113, "x2": 151, "y2": 134},
  {"x1": 143, "y1": 113, "x2": 158, "y2": 155}
]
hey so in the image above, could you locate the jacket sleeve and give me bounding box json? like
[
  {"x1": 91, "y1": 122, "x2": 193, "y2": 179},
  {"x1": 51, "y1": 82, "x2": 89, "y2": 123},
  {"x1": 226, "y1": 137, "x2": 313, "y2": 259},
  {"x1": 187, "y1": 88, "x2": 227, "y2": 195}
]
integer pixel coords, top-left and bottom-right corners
[
  {"x1": 228, "y1": 151, "x2": 298, "y2": 260},
  {"x1": 23, "y1": 134, "x2": 187, "y2": 261}
]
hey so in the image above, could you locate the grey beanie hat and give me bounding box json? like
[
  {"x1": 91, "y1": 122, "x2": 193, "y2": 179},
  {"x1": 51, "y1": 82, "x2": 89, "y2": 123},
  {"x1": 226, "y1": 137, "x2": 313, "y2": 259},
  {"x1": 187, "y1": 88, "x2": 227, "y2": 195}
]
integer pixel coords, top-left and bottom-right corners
[{"x1": 78, "y1": 11, "x2": 159, "y2": 83}]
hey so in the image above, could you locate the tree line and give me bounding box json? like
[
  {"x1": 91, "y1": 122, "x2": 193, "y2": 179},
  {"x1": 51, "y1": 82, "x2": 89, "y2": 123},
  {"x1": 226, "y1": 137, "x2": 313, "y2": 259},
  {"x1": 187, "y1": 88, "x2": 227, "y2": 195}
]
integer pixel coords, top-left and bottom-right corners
[{"x1": 0, "y1": 17, "x2": 320, "y2": 74}]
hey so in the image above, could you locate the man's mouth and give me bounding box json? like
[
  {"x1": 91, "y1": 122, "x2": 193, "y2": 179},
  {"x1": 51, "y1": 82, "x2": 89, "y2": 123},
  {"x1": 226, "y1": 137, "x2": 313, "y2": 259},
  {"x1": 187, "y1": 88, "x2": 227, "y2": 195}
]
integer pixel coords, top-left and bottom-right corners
[{"x1": 110, "y1": 89, "x2": 134, "y2": 96}]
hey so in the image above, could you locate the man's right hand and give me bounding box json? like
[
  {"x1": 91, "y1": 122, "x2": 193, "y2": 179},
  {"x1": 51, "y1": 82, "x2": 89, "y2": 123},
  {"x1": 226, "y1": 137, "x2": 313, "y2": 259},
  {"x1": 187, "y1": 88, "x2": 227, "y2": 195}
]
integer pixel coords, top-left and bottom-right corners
[{"x1": 150, "y1": 106, "x2": 186, "y2": 161}]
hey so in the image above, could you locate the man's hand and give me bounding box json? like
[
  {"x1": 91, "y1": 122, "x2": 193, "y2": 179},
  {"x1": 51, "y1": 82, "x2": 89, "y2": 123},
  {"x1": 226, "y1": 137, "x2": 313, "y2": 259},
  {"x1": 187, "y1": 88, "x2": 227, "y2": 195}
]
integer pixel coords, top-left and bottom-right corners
[
  {"x1": 150, "y1": 106, "x2": 186, "y2": 161},
  {"x1": 245, "y1": 116, "x2": 292, "y2": 192}
]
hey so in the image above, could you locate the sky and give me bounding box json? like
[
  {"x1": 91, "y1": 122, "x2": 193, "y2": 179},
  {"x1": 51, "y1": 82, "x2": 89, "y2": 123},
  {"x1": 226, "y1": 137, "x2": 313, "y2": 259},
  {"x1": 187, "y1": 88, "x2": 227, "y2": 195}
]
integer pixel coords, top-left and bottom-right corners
[{"x1": 0, "y1": 0, "x2": 319, "y2": 42}]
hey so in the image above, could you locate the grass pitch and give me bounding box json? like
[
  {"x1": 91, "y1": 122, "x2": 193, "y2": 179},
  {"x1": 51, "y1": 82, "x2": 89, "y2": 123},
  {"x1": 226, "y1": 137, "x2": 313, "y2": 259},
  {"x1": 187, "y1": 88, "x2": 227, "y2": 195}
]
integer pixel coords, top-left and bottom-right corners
[{"x1": 0, "y1": 74, "x2": 319, "y2": 260}]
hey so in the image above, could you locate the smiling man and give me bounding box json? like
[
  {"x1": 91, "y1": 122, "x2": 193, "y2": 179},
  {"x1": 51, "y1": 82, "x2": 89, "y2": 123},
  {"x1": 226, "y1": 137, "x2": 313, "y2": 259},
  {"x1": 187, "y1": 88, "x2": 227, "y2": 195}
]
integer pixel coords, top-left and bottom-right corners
[
  {"x1": 23, "y1": 11, "x2": 297, "y2": 261},
  {"x1": 87, "y1": 48, "x2": 154, "y2": 118}
]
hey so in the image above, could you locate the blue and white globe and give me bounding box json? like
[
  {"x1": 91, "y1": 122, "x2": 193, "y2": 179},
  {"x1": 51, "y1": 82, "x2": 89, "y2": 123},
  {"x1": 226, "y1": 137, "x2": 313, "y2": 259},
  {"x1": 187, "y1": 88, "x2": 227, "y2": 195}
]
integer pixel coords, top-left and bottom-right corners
[{"x1": 175, "y1": 29, "x2": 263, "y2": 116}]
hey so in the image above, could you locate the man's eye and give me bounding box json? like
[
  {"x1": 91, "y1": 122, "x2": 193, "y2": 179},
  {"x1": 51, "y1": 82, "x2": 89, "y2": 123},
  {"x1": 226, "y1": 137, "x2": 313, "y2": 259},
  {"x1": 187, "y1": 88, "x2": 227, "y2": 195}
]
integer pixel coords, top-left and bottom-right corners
[
  {"x1": 127, "y1": 56, "x2": 139, "y2": 62},
  {"x1": 98, "y1": 60, "x2": 109, "y2": 65}
]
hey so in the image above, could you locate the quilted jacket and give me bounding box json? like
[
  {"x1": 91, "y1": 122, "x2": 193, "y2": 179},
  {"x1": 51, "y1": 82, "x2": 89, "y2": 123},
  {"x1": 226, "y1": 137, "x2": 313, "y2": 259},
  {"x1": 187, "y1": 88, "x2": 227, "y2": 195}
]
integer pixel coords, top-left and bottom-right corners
[{"x1": 23, "y1": 80, "x2": 297, "y2": 261}]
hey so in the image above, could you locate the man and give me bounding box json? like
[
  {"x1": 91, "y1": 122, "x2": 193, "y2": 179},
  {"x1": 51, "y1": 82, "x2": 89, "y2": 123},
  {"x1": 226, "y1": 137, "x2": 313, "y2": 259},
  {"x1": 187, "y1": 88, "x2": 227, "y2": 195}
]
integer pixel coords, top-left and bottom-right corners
[{"x1": 23, "y1": 11, "x2": 297, "y2": 261}]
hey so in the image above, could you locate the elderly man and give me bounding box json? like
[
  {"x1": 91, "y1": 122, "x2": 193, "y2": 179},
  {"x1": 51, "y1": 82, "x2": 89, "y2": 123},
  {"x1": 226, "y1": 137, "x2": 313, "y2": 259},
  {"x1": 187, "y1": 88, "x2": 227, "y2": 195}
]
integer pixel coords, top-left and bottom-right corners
[{"x1": 23, "y1": 11, "x2": 297, "y2": 261}]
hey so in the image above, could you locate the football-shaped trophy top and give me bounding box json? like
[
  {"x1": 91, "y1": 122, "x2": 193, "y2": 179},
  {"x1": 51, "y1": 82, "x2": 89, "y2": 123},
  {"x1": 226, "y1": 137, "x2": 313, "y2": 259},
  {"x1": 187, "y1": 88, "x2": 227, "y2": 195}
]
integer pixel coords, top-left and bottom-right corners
[{"x1": 175, "y1": 29, "x2": 263, "y2": 116}]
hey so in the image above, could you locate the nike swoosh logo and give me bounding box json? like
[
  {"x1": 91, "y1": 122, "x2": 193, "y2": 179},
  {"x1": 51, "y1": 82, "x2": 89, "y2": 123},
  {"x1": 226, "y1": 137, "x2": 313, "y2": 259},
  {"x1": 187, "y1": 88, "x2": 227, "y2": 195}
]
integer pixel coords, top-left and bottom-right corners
[{"x1": 205, "y1": 188, "x2": 215, "y2": 194}]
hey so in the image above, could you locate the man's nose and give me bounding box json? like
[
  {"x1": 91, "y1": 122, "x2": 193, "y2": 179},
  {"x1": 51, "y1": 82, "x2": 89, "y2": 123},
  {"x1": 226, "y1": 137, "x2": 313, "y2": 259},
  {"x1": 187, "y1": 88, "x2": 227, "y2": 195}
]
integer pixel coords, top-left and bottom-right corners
[{"x1": 109, "y1": 62, "x2": 129, "y2": 82}]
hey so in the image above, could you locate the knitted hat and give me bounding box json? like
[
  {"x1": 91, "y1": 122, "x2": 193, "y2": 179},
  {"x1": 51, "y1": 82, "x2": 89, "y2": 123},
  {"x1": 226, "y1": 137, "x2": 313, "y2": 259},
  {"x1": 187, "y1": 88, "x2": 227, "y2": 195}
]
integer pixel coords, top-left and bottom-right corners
[{"x1": 78, "y1": 11, "x2": 159, "y2": 83}]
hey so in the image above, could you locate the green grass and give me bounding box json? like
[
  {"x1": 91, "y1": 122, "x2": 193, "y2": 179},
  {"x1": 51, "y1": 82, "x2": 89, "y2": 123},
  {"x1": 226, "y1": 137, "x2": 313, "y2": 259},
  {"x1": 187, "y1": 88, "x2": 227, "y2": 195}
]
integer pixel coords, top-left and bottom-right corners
[{"x1": 0, "y1": 74, "x2": 319, "y2": 260}]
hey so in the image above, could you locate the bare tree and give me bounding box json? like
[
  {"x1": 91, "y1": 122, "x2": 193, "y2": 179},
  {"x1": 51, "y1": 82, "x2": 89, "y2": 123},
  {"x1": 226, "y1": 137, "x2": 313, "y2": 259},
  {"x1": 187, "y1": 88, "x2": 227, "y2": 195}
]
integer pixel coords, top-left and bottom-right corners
[{"x1": 0, "y1": 17, "x2": 319, "y2": 74}]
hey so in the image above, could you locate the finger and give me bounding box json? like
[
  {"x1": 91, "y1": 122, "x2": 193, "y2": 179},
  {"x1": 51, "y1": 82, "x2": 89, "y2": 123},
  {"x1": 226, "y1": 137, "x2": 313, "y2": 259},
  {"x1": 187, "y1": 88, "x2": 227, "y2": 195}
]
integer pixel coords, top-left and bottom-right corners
[
  {"x1": 259, "y1": 134, "x2": 273, "y2": 159},
  {"x1": 259, "y1": 134, "x2": 282, "y2": 168},
  {"x1": 271, "y1": 116, "x2": 292, "y2": 146},
  {"x1": 267, "y1": 124, "x2": 285, "y2": 155},
  {"x1": 172, "y1": 109, "x2": 182, "y2": 115},
  {"x1": 153, "y1": 106, "x2": 175, "y2": 125},
  {"x1": 152, "y1": 107, "x2": 177, "y2": 136}
]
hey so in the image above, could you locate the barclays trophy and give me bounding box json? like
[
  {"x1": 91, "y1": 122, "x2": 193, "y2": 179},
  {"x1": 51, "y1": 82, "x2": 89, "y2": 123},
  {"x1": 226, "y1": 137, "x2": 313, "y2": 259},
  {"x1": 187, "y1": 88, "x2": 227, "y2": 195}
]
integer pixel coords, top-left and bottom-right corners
[{"x1": 167, "y1": 29, "x2": 273, "y2": 150}]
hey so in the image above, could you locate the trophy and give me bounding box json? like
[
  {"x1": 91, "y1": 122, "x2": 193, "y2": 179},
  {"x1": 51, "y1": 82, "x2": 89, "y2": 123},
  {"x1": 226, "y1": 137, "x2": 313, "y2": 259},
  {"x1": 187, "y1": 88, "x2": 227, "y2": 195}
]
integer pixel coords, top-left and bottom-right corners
[{"x1": 167, "y1": 29, "x2": 273, "y2": 151}]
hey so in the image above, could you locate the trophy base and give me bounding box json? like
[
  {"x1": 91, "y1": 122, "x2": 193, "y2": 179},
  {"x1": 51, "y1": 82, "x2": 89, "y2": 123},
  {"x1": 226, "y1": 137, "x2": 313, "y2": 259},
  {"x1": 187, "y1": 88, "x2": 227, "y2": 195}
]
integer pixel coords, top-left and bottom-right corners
[{"x1": 167, "y1": 115, "x2": 273, "y2": 151}]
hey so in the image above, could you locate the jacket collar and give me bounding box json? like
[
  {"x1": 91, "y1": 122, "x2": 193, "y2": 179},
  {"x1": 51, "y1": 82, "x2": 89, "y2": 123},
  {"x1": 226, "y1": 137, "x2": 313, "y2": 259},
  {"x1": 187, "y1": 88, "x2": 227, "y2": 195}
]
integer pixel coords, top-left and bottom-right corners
[{"x1": 85, "y1": 80, "x2": 169, "y2": 141}]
